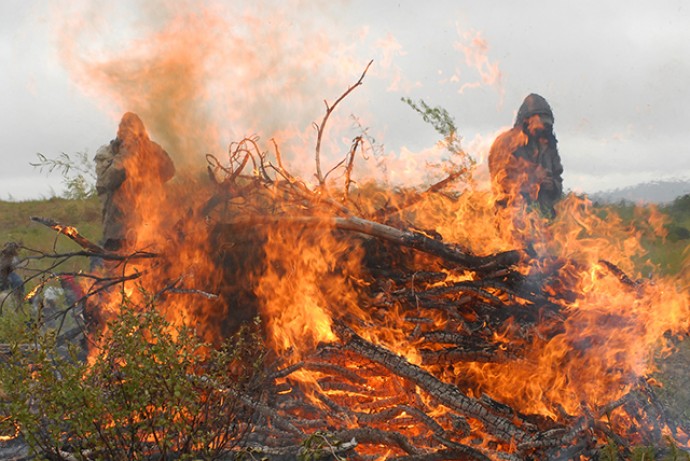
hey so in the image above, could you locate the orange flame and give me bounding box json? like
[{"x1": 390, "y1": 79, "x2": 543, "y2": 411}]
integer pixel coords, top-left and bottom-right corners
[{"x1": 47, "y1": 1, "x2": 690, "y2": 454}]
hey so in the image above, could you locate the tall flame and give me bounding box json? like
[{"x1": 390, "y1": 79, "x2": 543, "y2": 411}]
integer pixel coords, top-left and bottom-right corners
[{"x1": 44, "y1": 1, "x2": 690, "y2": 455}]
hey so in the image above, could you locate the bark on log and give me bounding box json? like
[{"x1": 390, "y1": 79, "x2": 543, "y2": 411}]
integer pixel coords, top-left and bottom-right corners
[
  {"x1": 227, "y1": 214, "x2": 524, "y2": 272},
  {"x1": 332, "y1": 322, "x2": 532, "y2": 444}
]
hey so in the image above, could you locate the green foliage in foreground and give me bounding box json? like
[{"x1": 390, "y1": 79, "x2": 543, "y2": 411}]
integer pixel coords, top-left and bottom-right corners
[
  {"x1": 600, "y1": 437, "x2": 690, "y2": 461},
  {"x1": 0, "y1": 299, "x2": 265, "y2": 460}
]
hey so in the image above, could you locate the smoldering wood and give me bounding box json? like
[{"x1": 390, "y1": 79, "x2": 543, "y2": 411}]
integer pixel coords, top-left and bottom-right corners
[
  {"x1": 27, "y1": 217, "x2": 157, "y2": 262},
  {"x1": 240, "y1": 437, "x2": 358, "y2": 461},
  {"x1": 30, "y1": 216, "x2": 106, "y2": 254},
  {"x1": 244, "y1": 315, "x2": 676, "y2": 460},
  {"x1": 390, "y1": 447, "x2": 492, "y2": 461},
  {"x1": 419, "y1": 345, "x2": 514, "y2": 364},
  {"x1": 599, "y1": 258, "x2": 640, "y2": 288}
]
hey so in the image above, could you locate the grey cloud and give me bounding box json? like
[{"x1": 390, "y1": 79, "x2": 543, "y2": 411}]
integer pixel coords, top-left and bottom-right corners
[{"x1": 2, "y1": 0, "x2": 689, "y2": 199}]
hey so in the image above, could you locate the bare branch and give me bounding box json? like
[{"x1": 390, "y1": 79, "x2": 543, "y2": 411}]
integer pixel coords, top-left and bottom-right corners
[
  {"x1": 343, "y1": 136, "x2": 363, "y2": 202},
  {"x1": 314, "y1": 60, "x2": 374, "y2": 186},
  {"x1": 30, "y1": 216, "x2": 105, "y2": 253}
]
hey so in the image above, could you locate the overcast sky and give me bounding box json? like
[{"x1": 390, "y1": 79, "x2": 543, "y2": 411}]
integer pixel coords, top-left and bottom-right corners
[{"x1": 2, "y1": 0, "x2": 689, "y2": 200}]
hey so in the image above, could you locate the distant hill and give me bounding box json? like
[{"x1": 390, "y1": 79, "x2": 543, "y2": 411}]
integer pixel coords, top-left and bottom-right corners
[{"x1": 588, "y1": 179, "x2": 690, "y2": 204}]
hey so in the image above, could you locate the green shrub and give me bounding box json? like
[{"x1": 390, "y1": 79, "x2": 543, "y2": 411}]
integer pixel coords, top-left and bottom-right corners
[
  {"x1": 31, "y1": 151, "x2": 97, "y2": 200},
  {"x1": 0, "y1": 296, "x2": 265, "y2": 460},
  {"x1": 599, "y1": 437, "x2": 690, "y2": 461},
  {"x1": 666, "y1": 224, "x2": 690, "y2": 242}
]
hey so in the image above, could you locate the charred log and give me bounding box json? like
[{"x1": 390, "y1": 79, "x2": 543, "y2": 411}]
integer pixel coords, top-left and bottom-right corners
[
  {"x1": 333, "y1": 322, "x2": 532, "y2": 445},
  {"x1": 225, "y1": 214, "x2": 524, "y2": 272}
]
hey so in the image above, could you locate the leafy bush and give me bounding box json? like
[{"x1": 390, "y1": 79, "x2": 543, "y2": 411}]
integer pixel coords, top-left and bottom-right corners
[
  {"x1": 666, "y1": 224, "x2": 690, "y2": 242},
  {"x1": 31, "y1": 151, "x2": 97, "y2": 200},
  {"x1": 600, "y1": 437, "x2": 690, "y2": 461},
  {"x1": 0, "y1": 297, "x2": 265, "y2": 460},
  {"x1": 669, "y1": 194, "x2": 690, "y2": 215},
  {"x1": 401, "y1": 97, "x2": 476, "y2": 186}
]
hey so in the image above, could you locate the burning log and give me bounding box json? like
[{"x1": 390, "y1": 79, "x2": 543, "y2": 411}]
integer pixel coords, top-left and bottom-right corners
[
  {"x1": 226, "y1": 214, "x2": 523, "y2": 272},
  {"x1": 238, "y1": 321, "x2": 606, "y2": 460},
  {"x1": 30, "y1": 216, "x2": 157, "y2": 261},
  {"x1": 333, "y1": 323, "x2": 532, "y2": 445},
  {"x1": 30, "y1": 216, "x2": 106, "y2": 254}
]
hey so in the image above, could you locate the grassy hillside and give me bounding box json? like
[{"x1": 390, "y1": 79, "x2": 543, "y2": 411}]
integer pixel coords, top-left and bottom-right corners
[
  {"x1": 591, "y1": 195, "x2": 690, "y2": 277},
  {"x1": 1, "y1": 196, "x2": 101, "y2": 275},
  {"x1": 659, "y1": 194, "x2": 690, "y2": 274}
]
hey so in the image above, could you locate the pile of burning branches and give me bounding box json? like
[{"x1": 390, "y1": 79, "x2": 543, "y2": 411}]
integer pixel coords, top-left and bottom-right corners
[
  {"x1": 3, "y1": 64, "x2": 689, "y2": 460},
  {"x1": 195, "y1": 132, "x2": 690, "y2": 459},
  {"x1": 194, "y1": 64, "x2": 689, "y2": 458}
]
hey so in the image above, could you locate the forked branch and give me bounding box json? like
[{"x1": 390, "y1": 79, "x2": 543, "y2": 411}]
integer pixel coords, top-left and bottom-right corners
[{"x1": 314, "y1": 60, "x2": 374, "y2": 186}]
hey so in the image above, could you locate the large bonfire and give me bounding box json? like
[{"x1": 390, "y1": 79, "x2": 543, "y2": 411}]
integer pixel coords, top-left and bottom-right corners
[{"x1": 16, "y1": 61, "x2": 688, "y2": 460}]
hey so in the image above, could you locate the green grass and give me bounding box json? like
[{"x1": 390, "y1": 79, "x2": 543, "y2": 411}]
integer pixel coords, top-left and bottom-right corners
[
  {"x1": 656, "y1": 195, "x2": 690, "y2": 275},
  {"x1": 1, "y1": 196, "x2": 101, "y2": 276},
  {"x1": 1, "y1": 196, "x2": 102, "y2": 339},
  {"x1": 591, "y1": 197, "x2": 690, "y2": 277},
  {"x1": 0, "y1": 196, "x2": 101, "y2": 244}
]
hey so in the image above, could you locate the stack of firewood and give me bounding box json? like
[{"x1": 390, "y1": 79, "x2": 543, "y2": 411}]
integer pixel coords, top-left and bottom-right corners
[{"x1": 197, "y1": 140, "x2": 687, "y2": 460}]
